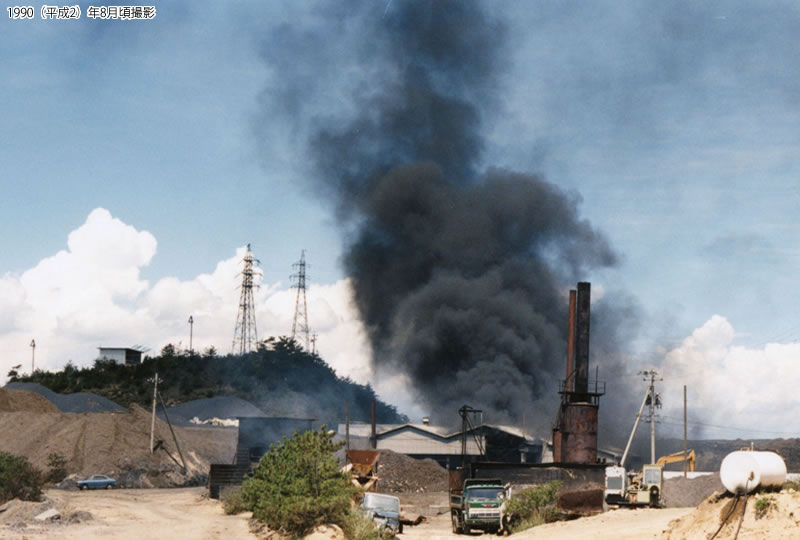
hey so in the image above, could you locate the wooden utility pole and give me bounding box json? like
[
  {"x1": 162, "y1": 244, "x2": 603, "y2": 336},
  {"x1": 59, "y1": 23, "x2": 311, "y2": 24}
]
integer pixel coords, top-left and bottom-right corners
[
  {"x1": 150, "y1": 373, "x2": 159, "y2": 454},
  {"x1": 683, "y1": 385, "x2": 688, "y2": 479},
  {"x1": 30, "y1": 339, "x2": 35, "y2": 373}
]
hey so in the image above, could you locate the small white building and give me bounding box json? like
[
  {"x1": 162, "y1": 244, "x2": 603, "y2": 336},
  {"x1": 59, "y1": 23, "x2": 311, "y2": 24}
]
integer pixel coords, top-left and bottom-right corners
[{"x1": 97, "y1": 347, "x2": 143, "y2": 366}]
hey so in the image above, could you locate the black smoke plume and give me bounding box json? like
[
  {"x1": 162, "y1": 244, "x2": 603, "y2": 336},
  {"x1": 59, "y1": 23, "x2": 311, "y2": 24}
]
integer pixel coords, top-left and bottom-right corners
[{"x1": 262, "y1": 0, "x2": 633, "y2": 432}]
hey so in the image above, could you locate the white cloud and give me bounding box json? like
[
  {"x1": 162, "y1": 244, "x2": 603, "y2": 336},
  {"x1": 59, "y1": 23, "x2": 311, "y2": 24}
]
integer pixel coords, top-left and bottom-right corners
[
  {"x1": 0, "y1": 209, "x2": 373, "y2": 391},
  {"x1": 660, "y1": 315, "x2": 800, "y2": 438}
]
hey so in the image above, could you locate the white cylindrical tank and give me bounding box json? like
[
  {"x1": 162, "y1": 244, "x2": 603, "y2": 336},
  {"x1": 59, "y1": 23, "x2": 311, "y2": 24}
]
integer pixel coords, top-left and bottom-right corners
[{"x1": 720, "y1": 451, "x2": 787, "y2": 494}]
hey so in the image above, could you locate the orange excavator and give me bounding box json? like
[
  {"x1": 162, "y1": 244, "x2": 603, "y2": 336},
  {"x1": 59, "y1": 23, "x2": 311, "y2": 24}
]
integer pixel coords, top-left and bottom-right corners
[{"x1": 656, "y1": 449, "x2": 696, "y2": 472}]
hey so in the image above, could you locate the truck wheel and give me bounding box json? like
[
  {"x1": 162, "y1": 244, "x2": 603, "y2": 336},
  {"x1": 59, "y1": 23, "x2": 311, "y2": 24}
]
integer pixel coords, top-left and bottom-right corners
[
  {"x1": 451, "y1": 511, "x2": 463, "y2": 534},
  {"x1": 398, "y1": 523, "x2": 403, "y2": 534}
]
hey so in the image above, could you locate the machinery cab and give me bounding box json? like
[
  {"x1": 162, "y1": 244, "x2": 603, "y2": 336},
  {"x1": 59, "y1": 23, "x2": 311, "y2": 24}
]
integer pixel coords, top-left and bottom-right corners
[
  {"x1": 626, "y1": 464, "x2": 663, "y2": 507},
  {"x1": 604, "y1": 465, "x2": 627, "y2": 505}
]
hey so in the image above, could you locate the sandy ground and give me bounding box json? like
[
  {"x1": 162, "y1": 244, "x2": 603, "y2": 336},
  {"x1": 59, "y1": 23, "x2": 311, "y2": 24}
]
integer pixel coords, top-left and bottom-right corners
[
  {"x1": 0, "y1": 487, "x2": 254, "y2": 539},
  {"x1": 397, "y1": 507, "x2": 693, "y2": 539},
  {"x1": 397, "y1": 492, "x2": 694, "y2": 540}
]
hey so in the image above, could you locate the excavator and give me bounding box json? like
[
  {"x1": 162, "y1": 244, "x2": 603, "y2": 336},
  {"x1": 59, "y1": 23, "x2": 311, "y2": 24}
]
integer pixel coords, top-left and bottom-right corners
[{"x1": 656, "y1": 449, "x2": 696, "y2": 472}]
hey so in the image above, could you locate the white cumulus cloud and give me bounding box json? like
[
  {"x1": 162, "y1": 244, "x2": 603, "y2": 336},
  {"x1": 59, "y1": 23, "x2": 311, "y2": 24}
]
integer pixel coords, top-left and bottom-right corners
[
  {"x1": 660, "y1": 314, "x2": 800, "y2": 439},
  {"x1": 0, "y1": 209, "x2": 373, "y2": 392}
]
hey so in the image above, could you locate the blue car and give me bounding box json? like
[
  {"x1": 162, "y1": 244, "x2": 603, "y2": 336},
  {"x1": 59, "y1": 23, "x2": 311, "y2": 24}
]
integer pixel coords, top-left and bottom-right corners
[{"x1": 77, "y1": 474, "x2": 117, "y2": 490}]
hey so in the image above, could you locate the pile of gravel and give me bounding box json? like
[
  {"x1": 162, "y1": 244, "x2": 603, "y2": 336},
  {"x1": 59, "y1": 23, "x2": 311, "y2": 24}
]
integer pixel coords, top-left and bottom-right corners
[
  {"x1": 662, "y1": 473, "x2": 724, "y2": 507},
  {"x1": 158, "y1": 396, "x2": 265, "y2": 426},
  {"x1": 376, "y1": 449, "x2": 449, "y2": 493},
  {"x1": 4, "y1": 383, "x2": 124, "y2": 413}
]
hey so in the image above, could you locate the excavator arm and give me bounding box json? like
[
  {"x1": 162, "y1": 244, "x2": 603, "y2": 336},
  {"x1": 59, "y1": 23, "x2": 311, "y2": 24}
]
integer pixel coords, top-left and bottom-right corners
[{"x1": 656, "y1": 449, "x2": 696, "y2": 472}]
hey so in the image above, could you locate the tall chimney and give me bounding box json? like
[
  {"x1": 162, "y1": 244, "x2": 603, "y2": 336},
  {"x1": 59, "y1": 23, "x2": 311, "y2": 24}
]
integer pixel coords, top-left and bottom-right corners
[
  {"x1": 574, "y1": 282, "x2": 591, "y2": 395},
  {"x1": 565, "y1": 289, "x2": 577, "y2": 393}
]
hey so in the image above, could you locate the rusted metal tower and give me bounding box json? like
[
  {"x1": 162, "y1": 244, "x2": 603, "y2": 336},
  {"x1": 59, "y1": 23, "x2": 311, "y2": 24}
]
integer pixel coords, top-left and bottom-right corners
[
  {"x1": 290, "y1": 250, "x2": 311, "y2": 350},
  {"x1": 552, "y1": 282, "x2": 605, "y2": 464},
  {"x1": 231, "y1": 244, "x2": 260, "y2": 355}
]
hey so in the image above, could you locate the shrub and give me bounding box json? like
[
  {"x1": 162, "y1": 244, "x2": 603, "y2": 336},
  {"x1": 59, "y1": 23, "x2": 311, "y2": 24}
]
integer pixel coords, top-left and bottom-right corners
[
  {"x1": 0, "y1": 452, "x2": 43, "y2": 504},
  {"x1": 45, "y1": 452, "x2": 68, "y2": 484},
  {"x1": 222, "y1": 488, "x2": 249, "y2": 515},
  {"x1": 339, "y1": 509, "x2": 385, "y2": 540},
  {"x1": 505, "y1": 481, "x2": 562, "y2": 533},
  {"x1": 754, "y1": 495, "x2": 777, "y2": 519},
  {"x1": 241, "y1": 427, "x2": 356, "y2": 536}
]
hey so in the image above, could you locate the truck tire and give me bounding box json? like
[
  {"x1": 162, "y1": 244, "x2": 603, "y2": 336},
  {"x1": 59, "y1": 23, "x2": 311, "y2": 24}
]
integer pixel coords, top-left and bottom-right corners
[{"x1": 451, "y1": 510, "x2": 463, "y2": 534}]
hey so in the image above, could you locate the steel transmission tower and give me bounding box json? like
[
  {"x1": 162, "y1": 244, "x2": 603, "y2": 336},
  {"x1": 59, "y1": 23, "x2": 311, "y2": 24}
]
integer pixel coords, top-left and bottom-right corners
[
  {"x1": 232, "y1": 244, "x2": 261, "y2": 355},
  {"x1": 290, "y1": 250, "x2": 311, "y2": 350}
]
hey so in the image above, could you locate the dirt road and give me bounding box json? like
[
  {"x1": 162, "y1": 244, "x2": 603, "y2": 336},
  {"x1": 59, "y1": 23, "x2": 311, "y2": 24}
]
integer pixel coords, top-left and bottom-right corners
[
  {"x1": 0, "y1": 488, "x2": 254, "y2": 539},
  {"x1": 399, "y1": 506, "x2": 693, "y2": 540}
]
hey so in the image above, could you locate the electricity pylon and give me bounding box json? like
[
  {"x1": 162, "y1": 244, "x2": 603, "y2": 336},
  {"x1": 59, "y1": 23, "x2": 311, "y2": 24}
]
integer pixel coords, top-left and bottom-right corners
[
  {"x1": 290, "y1": 250, "x2": 311, "y2": 350},
  {"x1": 232, "y1": 244, "x2": 260, "y2": 355}
]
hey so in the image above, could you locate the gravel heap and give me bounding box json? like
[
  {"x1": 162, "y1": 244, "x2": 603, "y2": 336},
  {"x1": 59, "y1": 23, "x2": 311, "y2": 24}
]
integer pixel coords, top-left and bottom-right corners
[
  {"x1": 376, "y1": 449, "x2": 448, "y2": 493},
  {"x1": 662, "y1": 473, "x2": 725, "y2": 508},
  {"x1": 0, "y1": 388, "x2": 58, "y2": 413},
  {"x1": 159, "y1": 396, "x2": 265, "y2": 426},
  {"x1": 5, "y1": 383, "x2": 125, "y2": 413}
]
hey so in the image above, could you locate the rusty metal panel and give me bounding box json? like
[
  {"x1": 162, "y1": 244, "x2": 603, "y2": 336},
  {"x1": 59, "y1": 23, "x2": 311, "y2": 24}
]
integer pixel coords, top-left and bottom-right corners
[
  {"x1": 565, "y1": 289, "x2": 577, "y2": 393},
  {"x1": 560, "y1": 403, "x2": 598, "y2": 464}
]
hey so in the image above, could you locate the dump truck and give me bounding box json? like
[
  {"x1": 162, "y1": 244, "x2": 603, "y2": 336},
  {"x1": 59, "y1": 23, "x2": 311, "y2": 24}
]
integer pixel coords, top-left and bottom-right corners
[{"x1": 450, "y1": 477, "x2": 505, "y2": 534}]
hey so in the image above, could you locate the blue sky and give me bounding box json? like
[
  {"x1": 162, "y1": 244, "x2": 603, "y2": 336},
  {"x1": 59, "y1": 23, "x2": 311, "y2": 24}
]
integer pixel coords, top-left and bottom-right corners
[{"x1": 3, "y1": 1, "x2": 800, "y2": 437}]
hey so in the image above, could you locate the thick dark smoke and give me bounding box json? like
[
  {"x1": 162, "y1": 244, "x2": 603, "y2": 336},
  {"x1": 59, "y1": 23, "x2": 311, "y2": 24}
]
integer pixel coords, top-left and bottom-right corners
[{"x1": 261, "y1": 0, "x2": 634, "y2": 432}]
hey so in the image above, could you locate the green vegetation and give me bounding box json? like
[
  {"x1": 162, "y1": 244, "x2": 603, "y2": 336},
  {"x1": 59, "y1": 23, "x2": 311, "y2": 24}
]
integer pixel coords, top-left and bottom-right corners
[
  {"x1": 505, "y1": 481, "x2": 562, "y2": 533},
  {"x1": 0, "y1": 452, "x2": 43, "y2": 504},
  {"x1": 754, "y1": 495, "x2": 777, "y2": 519},
  {"x1": 10, "y1": 336, "x2": 406, "y2": 426},
  {"x1": 222, "y1": 488, "x2": 248, "y2": 516},
  {"x1": 241, "y1": 427, "x2": 370, "y2": 537},
  {"x1": 45, "y1": 452, "x2": 68, "y2": 484}
]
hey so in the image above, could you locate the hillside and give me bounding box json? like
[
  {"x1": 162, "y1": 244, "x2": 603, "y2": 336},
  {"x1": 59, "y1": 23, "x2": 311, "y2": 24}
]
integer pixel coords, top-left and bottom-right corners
[{"x1": 7, "y1": 336, "x2": 406, "y2": 427}]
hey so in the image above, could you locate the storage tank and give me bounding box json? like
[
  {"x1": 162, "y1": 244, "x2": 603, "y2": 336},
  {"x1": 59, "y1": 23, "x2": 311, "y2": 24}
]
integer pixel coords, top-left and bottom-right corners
[{"x1": 720, "y1": 451, "x2": 786, "y2": 494}]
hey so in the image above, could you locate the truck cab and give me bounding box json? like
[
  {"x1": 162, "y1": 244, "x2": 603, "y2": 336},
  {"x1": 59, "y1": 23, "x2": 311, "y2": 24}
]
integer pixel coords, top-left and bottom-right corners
[
  {"x1": 605, "y1": 464, "x2": 663, "y2": 507},
  {"x1": 450, "y1": 478, "x2": 504, "y2": 535},
  {"x1": 604, "y1": 465, "x2": 626, "y2": 505}
]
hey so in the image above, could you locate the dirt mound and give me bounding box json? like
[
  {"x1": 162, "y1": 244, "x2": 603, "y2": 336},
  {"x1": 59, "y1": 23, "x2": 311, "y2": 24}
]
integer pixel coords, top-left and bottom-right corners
[
  {"x1": 661, "y1": 489, "x2": 800, "y2": 539},
  {"x1": 376, "y1": 449, "x2": 448, "y2": 493},
  {"x1": 0, "y1": 405, "x2": 236, "y2": 487},
  {"x1": 0, "y1": 388, "x2": 58, "y2": 413},
  {"x1": 4, "y1": 382, "x2": 125, "y2": 413},
  {"x1": 558, "y1": 487, "x2": 604, "y2": 514},
  {"x1": 662, "y1": 473, "x2": 725, "y2": 508}
]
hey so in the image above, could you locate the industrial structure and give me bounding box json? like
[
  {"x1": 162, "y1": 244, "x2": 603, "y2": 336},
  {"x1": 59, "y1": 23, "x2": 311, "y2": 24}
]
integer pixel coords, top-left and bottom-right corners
[
  {"x1": 231, "y1": 244, "x2": 260, "y2": 355},
  {"x1": 290, "y1": 250, "x2": 311, "y2": 350},
  {"x1": 97, "y1": 347, "x2": 144, "y2": 366},
  {"x1": 552, "y1": 282, "x2": 605, "y2": 464}
]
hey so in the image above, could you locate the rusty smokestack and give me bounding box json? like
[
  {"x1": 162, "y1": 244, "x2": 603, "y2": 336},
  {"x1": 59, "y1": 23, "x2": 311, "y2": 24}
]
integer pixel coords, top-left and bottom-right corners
[
  {"x1": 566, "y1": 289, "x2": 577, "y2": 393},
  {"x1": 574, "y1": 282, "x2": 591, "y2": 395}
]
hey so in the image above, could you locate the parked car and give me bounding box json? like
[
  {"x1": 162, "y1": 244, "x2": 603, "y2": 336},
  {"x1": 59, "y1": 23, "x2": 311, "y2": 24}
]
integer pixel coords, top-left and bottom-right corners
[
  {"x1": 77, "y1": 475, "x2": 117, "y2": 490},
  {"x1": 360, "y1": 492, "x2": 402, "y2": 534}
]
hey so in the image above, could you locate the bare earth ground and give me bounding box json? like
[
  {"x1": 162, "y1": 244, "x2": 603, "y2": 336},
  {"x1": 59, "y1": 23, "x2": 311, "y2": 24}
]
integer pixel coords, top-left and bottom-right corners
[
  {"x1": 396, "y1": 492, "x2": 693, "y2": 540},
  {"x1": 0, "y1": 487, "x2": 254, "y2": 539}
]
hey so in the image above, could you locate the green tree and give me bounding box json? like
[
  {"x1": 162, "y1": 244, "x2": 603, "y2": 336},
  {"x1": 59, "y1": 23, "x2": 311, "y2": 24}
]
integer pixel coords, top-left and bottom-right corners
[{"x1": 242, "y1": 427, "x2": 355, "y2": 535}]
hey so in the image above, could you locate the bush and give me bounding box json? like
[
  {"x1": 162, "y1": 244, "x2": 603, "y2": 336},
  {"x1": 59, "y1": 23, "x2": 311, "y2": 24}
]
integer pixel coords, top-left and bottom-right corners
[
  {"x1": 241, "y1": 427, "x2": 357, "y2": 536},
  {"x1": 45, "y1": 452, "x2": 68, "y2": 484},
  {"x1": 505, "y1": 481, "x2": 562, "y2": 533},
  {"x1": 339, "y1": 509, "x2": 386, "y2": 540},
  {"x1": 0, "y1": 452, "x2": 43, "y2": 504},
  {"x1": 222, "y1": 488, "x2": 249, "y2": 515}
]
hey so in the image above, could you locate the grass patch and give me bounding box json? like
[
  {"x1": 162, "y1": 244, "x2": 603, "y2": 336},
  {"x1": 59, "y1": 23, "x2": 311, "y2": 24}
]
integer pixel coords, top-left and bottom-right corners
[{"x1": 754, "y1": 495, "x2": 777, "y2": 520}]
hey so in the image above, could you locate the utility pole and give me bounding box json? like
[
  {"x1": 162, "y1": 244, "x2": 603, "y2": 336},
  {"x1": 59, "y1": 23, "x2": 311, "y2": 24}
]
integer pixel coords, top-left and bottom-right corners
[
  {"x1": 290, "y1": 250, "x2": 311, "y2": 350},
  {"x1": 150, "y1": 373, "x2": 159, "y2": 454},
  {"x1": 641, "y1": 369, "x2": 662, "y2": 464},
  {"x1": 310, "y1": 333, "x2": 318, "y2": 355},
  {"x1": 29, "y1": 339, "x2": 35, "y2": 373},
  {"x1": 188, "y1": 315, "x2": 194, "y2": 352},
  {"x1": 683, "y1": 385, "x2": 688, "y2": 478}
]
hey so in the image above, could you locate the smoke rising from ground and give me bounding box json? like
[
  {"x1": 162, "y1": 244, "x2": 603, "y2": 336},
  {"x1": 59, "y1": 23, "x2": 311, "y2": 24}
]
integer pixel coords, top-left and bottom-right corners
[{"x1": 261, "y1": 0, "x2": 636, "y2": 431}]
